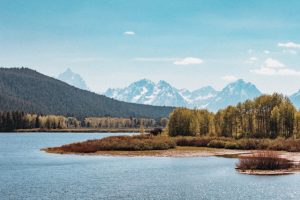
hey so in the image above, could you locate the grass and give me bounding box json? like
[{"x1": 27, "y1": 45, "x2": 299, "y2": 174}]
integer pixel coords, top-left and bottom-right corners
[
  {"x1": 45, "y1": 134, "x2": 300, "y2": 155},
  {"x1": 236, "y1": 151, "x2": 293, "y2": 170},
  {"x1": 175, "y1": 136, "x2": 300, "y2": 152},
  {"x1": 46, "y1": 135, "x2": 176, "y2": 153}
]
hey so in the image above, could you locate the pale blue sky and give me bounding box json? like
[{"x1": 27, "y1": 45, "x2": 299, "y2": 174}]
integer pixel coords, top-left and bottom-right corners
[{"x1": 0, "y1": 0, "x2": 300, "y2": 94}]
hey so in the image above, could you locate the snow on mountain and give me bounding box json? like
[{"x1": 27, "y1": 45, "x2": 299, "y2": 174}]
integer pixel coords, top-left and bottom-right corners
[
  {"x1": 104, "y1": 79, "x2": 219, "y2": 107},
  {"x1": 57, "y1": 68, "x2": 89, "y2": 91},
  {"x1": 104, "y1": 79, "x2": 262, "y2": 111},
  {"x1": 180, "y1": 86, "x2": 218, "y2": 108},
  {"x1": 206, "y1": 79, "x2": 262, "y2": 111},
  {"x1": 149, "y1": 80, "x2": 187, "y2": 106},
  {"x1": 105, "y1": 79, "x2": 186, "y2": 107}
]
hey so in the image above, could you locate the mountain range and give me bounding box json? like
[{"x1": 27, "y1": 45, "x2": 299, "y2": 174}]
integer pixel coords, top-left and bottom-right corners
[
  {"x1": 0, "y1": 68, "x2": 173, "y2": 119},
  {"x1": 50, "y1": 68, "x2": 300, "y2": 111},
  {"x1": 104, "y1": 79, "x2": 300, "y2": 111}
]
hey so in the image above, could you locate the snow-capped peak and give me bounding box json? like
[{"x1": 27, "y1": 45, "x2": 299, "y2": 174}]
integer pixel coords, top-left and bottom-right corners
[
  {"x1": 104, "y1": 79, "x2": 263, "y2": 111},
  {"x1": 207, "y1": 79, "x2": 261, "y2": 111}
]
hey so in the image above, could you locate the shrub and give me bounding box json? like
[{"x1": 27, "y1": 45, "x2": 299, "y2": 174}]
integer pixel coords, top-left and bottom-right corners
[
  {"x1": 256, "y1": 139, "x2": 271, "y2": 150},
  {"x1": 237, "y1": 139, "x2": 260, "y2": 150},
  {"x1": 224, "y1": 141, "x2": 240, "y2": 149},
  {"x1": 268, "y1": 138, "x2": 300, "y2": 152},
  {"x1": 47, "y1": 135, "x2": 176, "y2": 153},
  {"x1": 175, "y1": 137, "x2": 193, "y2": 146},
  {"x1": 208, "y1": 140, "x2": 227, "y2": 148},
  {"x1": 175, "y1": 136, "x2": 213, "y2": 147},
  {"x1": 236, "y1": 151, "x2": 293, "y2": 170}
]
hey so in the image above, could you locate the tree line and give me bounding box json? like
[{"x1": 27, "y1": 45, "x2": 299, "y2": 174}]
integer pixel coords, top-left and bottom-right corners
[
  {"x1": 84, "y1": 117, "x2": 168, "y2": 129},
  {"x1": 0, "y1": 111, "x2": 168, "y2": 131},
  {"x1": 168, "y1": 93, "x2": 300, "y2": 139},
  {"x1": 0, "y1": 112, "x2": 80, "y2": 131}
]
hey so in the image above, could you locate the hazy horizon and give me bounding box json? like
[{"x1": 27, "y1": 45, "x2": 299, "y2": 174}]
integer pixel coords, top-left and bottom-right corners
[
  {"x1": 58, "y1": 67, "x2": 300, "y2": 95},
  {"x1": 1, "y1": 0, "x2": 300, "y2": 95}
]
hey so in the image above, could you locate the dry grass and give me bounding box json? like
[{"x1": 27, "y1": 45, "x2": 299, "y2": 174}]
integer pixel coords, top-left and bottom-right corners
[
  {"x1": 45, "y1": 135, "x2": 300, "y2": 156},
  {"x1": 175, "y1": 136, "x2": 300, "y2": 152},
  {"x1": 46, "y1": 135, "x2": 176, "y2": 153},
  {"x1": 236, "y1": 151, "x2": 293, "y2": 170}
]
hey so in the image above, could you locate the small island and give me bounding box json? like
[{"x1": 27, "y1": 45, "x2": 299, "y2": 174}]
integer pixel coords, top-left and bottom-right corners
[
  {"x1": 44, "y1": 94, "x2": 300, "y2": 175},
  {"x1": 43, "y1": 134, "x2": 300, "y2": 174},
  {"x1": 236, "y1": 151, "x2": 300, "y2": 175}
]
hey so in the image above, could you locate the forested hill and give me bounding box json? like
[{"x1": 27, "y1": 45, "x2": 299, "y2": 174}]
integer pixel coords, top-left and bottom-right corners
[{"x1": 0, "y1": 68, "x2": 174, "y2": 119}]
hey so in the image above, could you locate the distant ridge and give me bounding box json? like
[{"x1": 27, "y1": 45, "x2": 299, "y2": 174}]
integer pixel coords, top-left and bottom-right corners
[
  {"x1": 0, "y1": 68, "x2": 174, "y2": 119},
  {"x1": 57, "y1": 68, "x2": 89, "y2": 91},
  {"x1": 206, "y1": 79, "x2": 262, "y2": 111},
  {"x1": 104, "y1": 79, "x2": 262, "y2": 111}
]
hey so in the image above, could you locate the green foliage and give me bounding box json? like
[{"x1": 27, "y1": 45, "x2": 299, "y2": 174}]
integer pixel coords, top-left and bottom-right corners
[
  {"x1": 168, "y1": 108, "x2": 214, "y2": 136},
  {"x1": 0, "y1": 111, "x2": 25, "y2": 131},
  {"x1": 84, "y1": 117, "x2": 157, "y2": 129},
  {"x1": 168, "y1": 93, "x2": 299, "y2": 139},
  {"x1": 0, "y1": 111, "x2": 165, "y2": 132},
  {"x1": 0, "y1": 111, "x2": 81, "y2": 131}
]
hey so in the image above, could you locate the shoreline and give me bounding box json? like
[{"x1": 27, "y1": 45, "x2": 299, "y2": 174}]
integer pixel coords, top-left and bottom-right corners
[
  {"x1": 43, "y1": 146, "x2": 250, "y2": 157},
  {"x1": 43, "y1": 146, "x2": 300, "y2": 162},
  {"x1": 13, "y1": 128, "x2": 148, "y2": 133},
  {"x1": 41, "y1": 146, "x2": 251, "y2": 158},
  {"x1": 44, "y1": 146, "x2": 300, "y2": 175},
  {"x1": 236, "y1": 168, "x2": 300, "y2": 175}
]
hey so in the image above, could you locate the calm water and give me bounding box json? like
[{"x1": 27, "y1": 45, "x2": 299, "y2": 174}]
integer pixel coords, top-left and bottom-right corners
[{"x1": 1, "y1": 133, "x2": 300, "y2": 200}]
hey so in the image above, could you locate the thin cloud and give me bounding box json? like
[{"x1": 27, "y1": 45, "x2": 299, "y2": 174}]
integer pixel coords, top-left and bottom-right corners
[
  {"x1": 174, "y1": 57, "x2": 203, "y2": 65},
  {"x1": 252, "y1": 68, "x2": 300, "y2": 76},
  {"x1": 245, "y1": 56, "x2": 258, "y2": 64},
  {"x1": 264, "y1": 58, "x2": 284, "y2": 68},
  {"x1": 222, "y1": 75, "x2": 238, "y2": 82},
  {"x1": 123, "y1": 31, "x2": 136, "y2": 36},
  {"x1": 278, "y1": 42, "x2": 300, "y2": 49},
  {"x1": 134, "y1": 57, "x2": 178, "y2": 62},
  {"x1": 251, "y1": 58, "x2": 300, "y2": 76},
  {"x1": 250, "y1": 57, "x2": 258, "y2": 61},
  {"x1": 282, "y1": 49, "x2": 298, "y2": 55}
]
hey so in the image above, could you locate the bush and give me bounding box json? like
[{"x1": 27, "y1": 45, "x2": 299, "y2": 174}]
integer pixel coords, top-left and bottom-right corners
[
  {"x1": 47, "y1": 135, "x2": 176, "y2": 153},
  {"x1": 268, "y1": 138, "x2": 300, "y2": 152},
  {"x1": 236, "y1": 151, "x2": 293, "y2": 170},
  {"x1": 237, "y1": 139, "x2": 260, "y2": 150},
  {"x1": 175, "y1": 136, "x2": 213, "y2": 147},
  {"x1": 208, "y1": 140, "x2": 227, "y2": 148},
  {"x1": 224, "y1": 141, "x2": 240, "y2": 149},
  {"x1": 47, "y1": 134, "x2": 300, "y2": 154}
]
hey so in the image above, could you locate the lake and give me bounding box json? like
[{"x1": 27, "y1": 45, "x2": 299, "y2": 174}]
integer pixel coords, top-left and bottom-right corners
[{"x1": 1, "y1": 133, "x2": 300, "y2": 200}]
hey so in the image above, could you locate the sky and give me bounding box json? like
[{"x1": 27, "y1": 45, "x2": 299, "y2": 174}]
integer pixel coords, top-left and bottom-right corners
[{"x1": 0, "y1": 0, "x2": 300, "y2": 95}]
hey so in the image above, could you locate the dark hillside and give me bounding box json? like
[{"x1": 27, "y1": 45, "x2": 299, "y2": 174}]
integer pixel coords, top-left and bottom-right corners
[{"x1": 0, "y1": 68, "x2": 174, "y2": 119}]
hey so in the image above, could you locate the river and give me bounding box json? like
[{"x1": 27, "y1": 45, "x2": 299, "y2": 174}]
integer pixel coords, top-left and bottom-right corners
[{"x1": 1, "y1": 133, "x2": 300, "y2": 200}]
